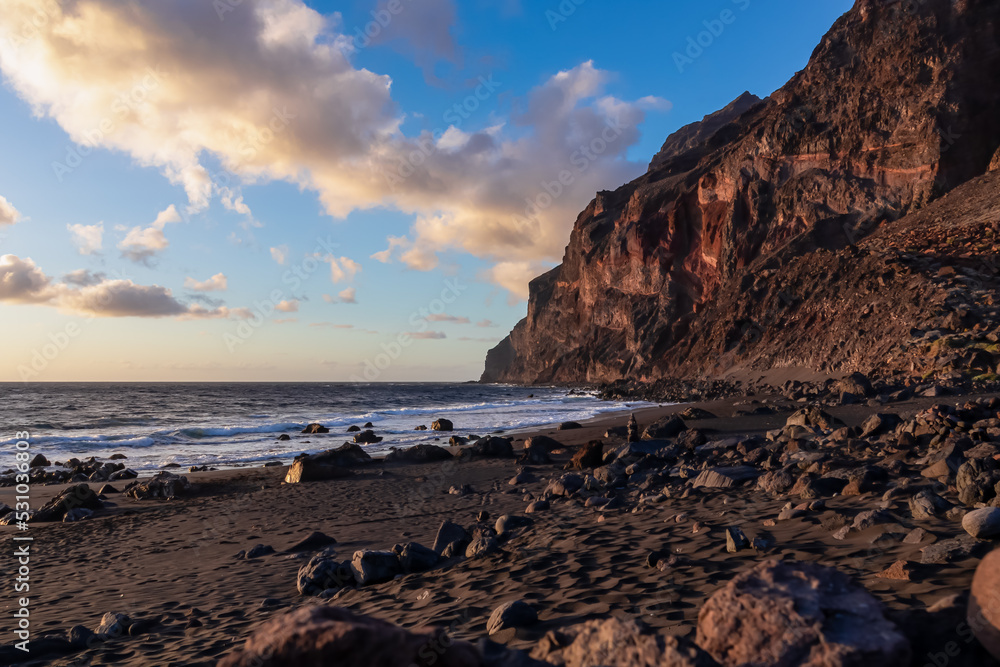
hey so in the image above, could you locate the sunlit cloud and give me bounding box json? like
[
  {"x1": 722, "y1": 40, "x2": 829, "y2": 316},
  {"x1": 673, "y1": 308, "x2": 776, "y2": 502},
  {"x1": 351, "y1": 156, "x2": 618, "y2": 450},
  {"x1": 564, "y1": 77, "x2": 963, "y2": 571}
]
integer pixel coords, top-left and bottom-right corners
[
  {"x1": 270, "y1": 245, "x2": 289, "y2": 265},
  {"x1": 67, "y1": 222, "x2": 104, "y2": 255},
  {"x1": 0, "y1": 1, "x2": 666, "y2": 300},
  {"x1": 326, "y1": 255, "x2": 362, "y2": 283},
  {"x1": 118, "y1": 205, "x2": 182, "y2": 264},
  {"x1": 0, "y1": 196, "x2": 22, "y2": 226},
  {"x1": 184, "y1": 272, "x2": 228, "y2": 292}
]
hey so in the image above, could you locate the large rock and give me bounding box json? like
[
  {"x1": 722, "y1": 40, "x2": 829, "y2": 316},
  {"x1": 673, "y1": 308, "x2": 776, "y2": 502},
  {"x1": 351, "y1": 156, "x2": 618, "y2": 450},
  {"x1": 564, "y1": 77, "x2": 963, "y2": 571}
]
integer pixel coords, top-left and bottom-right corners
[
  {"x1": 350, "y1": 550, "x2": 401, "y2": 586},
  {"x1": 785, "y1": 407, "x2": 841, "y2": 430},
  {"x1": 432, "y1": 419, "x2": 454, "y2": 432},
  {"x1": 353, "y1": 430, "x2": 382, "y2": 444},
  {"x1": 307, "y1": 443, "x2": 373, "y2": 467},
  {"x1": 394, "y1": 542, "x2": 440, "y2": 574},
  {"x1": 432, "y1": 520, "x2": 469, "y2": 556},
  {"x1": 34, "y1": 484, "x2": 103, "y2": 522},
  {"x1": 546, "y1": 473, "x2": 584, "y2": 498},
  {"x1": 218, "y1": 606, "x2": 484, "y2": 667},
  {"x1": 525, "y1": 435, "x2": 562, "y2": 453},
  {"x1": 383, "y1": 444, "x2": 452, "y2": 463},
  {"x1": 695, "y1": 560, "x2": 910, "y2": 666},
  {"x1": 301, "y1": 423, "x2": 329, "y2": 434},
  {"x1": 532, "y1": 617, "x2": 717, "y2": 667},
  {"x1": 487, "y1": 601, "x2": 538, "y2": 636},
  {"x1": 969, "y1": 548, "x2": 1000, "y2": 661},
  {"x1": 692, "y1": 467, "x2": 760, "y2": 489},
  {"x1": 458, "y1": 436, "x2": 514, "y2": 459},
  {"x1": 964, "y1": 508, "x2": 1000, "y2": 540},
  {"x1": 641, "y1": 415, "x2": 687, "y2": 440},
  {"x1": 284, "y1": 459, "x2": 349, "y2": 484},
  {"x1": 957, "y1": 460, "x2": 1000, "y2": 506},
  {"x1": 568, "y1": 440, "x2": 604, "y2": 470},
  {"x1": 124, "y1": 472, "x2": 191, "y2": 500},
  {"x1": 296, "y1": 557, "x2": 353, "y2": 596}
]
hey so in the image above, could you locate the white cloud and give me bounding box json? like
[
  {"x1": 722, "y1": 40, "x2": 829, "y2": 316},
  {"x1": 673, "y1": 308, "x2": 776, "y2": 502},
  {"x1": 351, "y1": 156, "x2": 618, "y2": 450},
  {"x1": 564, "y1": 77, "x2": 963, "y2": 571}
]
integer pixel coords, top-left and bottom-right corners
[
  {"x1": 337, "y1": 286, "x2": 357, "y2": 304},
  {"x1": 0, "y1": 196, "x2": 21, "y2": 226},
  {"x1": 118, "y1": 205, "x2": 182, "y2": 264},
  {"x1": 326, "y1": 255, "x2": 361, "y2": 283},
  {"x1": 270, "y1": 245, "x2": 289, "y2": 265},
  {"x1": 184, "y1": 273, "x2": 228, "y2": 292},
  {"x1": 0, "y1": 2, "x2": 665, "y2": 294},
  {"x1": 275, "y1": 299, "x2": 299, "y2": 312},
  {"x1": 67, "y1": 222, "x2": 104, "y2": 255}
]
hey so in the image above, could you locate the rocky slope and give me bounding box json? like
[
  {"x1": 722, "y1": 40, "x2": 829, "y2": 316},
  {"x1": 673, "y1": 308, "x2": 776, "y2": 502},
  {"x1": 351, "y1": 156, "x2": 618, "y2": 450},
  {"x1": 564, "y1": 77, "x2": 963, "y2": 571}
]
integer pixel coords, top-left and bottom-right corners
[{"x1": 483, "y1": 0, "x2": 1000, "y2": 385}]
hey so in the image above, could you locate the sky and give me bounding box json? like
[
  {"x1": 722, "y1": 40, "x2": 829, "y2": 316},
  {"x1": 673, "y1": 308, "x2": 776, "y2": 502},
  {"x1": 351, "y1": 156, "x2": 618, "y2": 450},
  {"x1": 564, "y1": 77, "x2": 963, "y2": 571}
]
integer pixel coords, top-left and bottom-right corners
[{"x1": 0, "y1": 0, "x2": 853, "y2": 382}]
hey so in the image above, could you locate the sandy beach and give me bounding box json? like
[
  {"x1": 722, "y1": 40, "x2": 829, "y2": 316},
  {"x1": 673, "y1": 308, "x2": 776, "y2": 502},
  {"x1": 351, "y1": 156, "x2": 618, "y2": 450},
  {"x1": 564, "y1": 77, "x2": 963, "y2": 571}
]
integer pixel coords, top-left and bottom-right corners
[{"x1": 3, "y1": 389, "x2": 999, "y2": 666}]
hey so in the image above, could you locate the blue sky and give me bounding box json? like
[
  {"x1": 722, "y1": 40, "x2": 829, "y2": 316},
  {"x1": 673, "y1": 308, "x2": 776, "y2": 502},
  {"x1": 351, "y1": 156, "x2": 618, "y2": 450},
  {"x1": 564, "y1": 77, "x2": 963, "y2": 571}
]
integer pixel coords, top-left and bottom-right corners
[{"x1": 0, "y1": 0, "x2": 852, "y2": 381}]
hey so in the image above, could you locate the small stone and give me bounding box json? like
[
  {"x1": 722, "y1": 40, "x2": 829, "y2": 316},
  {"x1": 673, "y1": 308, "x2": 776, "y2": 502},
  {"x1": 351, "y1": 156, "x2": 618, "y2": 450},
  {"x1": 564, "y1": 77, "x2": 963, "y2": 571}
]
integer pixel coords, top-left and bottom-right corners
[
  {"x1": 876, "y1": 560, "x2": 913, "y2": 581},
  {"x1": 726, "y1": 526, "x2": 750, "y2": 553}
]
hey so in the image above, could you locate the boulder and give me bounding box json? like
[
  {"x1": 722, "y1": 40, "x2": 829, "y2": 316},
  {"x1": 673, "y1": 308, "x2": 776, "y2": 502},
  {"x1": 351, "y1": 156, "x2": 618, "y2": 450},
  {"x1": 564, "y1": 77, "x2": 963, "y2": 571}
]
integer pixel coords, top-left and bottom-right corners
[
  {"x1": 394, "y1": 542, "x2": 440, "y2": 574},
  {"x1": 432, "y1": 419, "x2": 454, "y2": 432},
  {"x1": 308, "y1": 443, "x2": 373, "y2": 467},
  {"x1": 346, "y1": 425, "x2": 361, "y2": 432},
  {"x1": 350, "y1": 550, "x2": 401, "y2": 586},
  {"x1": 526, "y1": 500, "x2": 550, "y2": 513},
  {"x1": 448, "y1": 435, "x2": 469, "y2": 447},
  {"x1": 627, "y1": 413, "x2": 641, "y2": 442},
  {"x1": 785, "y1": 406, "x2": 841, "y2": 430},
  {"x1": 109, "y1": 468, "x2": 138, "y2": 481},
  {"x1": 353, "y1": 430, "x2": 382, "y2": 444},
  {"x1": 34, "y1": 484, "x2": 103, "y2": 522},
  {"x1": 693, "y1": 467, "x2": 760, "y2": 489},
  {"x1": 969, "y1": 548, "x2": 1000, "y2": 661},
  {"x1": 642, "y1": 415, "x2": 687, "y2": 440},
  {"x1": 495, "y1": 514, "x2": 534, "y2": 537},
  {"x1": 696, "y1": 560, "x2": 910, "y2": 666},
  {"x1": 296, "y1": 557, "x2": 353, "y2": 596},
  {"x1": 756, "y1": 468, "x2": 796, "y2": 495},
  {"x1": 525, "y1": 435, "x2": 562, "y2": 453},
  {"x1": 558, "y1": 421, "x2": 583, "y2": 430},
  {"x1": 532, "y1": 617, "x2": 716, "y2": 667},
  {"x1": 97, "y1": 484, "x2": 119, "y2": 495},
  {"x1": 836, "y1": 372, "x2": 874, "y2": 397},
  {"x1": 465, "y1": 534, "x2": 499, "y2": 559},
  {"x1": 109, "y1": 453, "x2": 128, "y2": 460},
  {"x1": 94, "y1": 612, "x2": 132, "y2": 639},
  {"x1": 568, "y1": 440, "x2": 604, "y2": 470},
  {"x1": 957, "y1": 460, "x2": 1000, "y2": 506},
  {"x1": 546, "y1": 473, "x2": 584, "y2": 497},
  {"x1": 218, "y1": 606, "x2": 483, "y2": 667},
  {"x1": 458, "y1": 436, "x2": 514, "y2": 459},
  {"x1": 284, "y1": 459, "x2": 349, "y2": 484},
  {"x1": 432, "y1": 520, "x2": 469, "y2": 556},
  {"x1": 124, "y1": 472, "x2": 191, "y2": 500},
  {"x1": 301, "y1": 423, "x2": 330, "y2": 434},
  {"x1": 860, "y1": 413, "x2": 902, "y2": 438},
  {"x1": 910, "y1": 490, "x2": 952, "y2": 521},
  {"x1": 964, "y1": 508, "x2": 1000, "y2": 540},
  {"x1": 278, "y1": 434, "x2": 292, "y2": 441},
  {"x1": 383, "y1": 444, "x2": 452, "y2": 463},
  {"x1": 29, "y1": 453, "x2": 50, "y2": 467},
  {"x1": 487, "y1": 600, "x2": 538, "y2": 635}
]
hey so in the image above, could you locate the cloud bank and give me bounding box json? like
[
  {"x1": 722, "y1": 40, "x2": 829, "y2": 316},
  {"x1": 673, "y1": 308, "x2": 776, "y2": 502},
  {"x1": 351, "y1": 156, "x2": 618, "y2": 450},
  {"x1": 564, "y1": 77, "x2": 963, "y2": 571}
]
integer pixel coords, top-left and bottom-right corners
[{"x1": 0, "y1": 0, "x2": 667, "y2": 299}]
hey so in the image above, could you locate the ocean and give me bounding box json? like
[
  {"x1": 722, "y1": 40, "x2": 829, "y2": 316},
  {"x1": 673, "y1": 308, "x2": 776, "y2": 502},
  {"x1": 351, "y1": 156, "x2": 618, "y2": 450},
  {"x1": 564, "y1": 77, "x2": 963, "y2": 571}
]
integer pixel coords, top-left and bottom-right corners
[{"x1": 0, "y1": 383, "x2": 647, "y2": 473}]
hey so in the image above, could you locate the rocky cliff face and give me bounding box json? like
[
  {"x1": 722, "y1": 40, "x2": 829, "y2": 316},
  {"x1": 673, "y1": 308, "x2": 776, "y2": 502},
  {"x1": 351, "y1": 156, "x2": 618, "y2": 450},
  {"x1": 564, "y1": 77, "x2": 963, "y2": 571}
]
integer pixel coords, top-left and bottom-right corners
[{"x1": 483, "y1": 0, "x2": 1000, "y2": 385}]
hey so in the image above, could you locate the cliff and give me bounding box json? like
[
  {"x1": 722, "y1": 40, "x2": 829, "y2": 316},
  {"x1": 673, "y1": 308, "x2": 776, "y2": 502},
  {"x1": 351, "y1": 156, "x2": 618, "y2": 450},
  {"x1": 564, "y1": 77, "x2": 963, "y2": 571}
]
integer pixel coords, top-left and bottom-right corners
[{"x1": 483, "y1": 0, "x2": 1000, "y2": 385}]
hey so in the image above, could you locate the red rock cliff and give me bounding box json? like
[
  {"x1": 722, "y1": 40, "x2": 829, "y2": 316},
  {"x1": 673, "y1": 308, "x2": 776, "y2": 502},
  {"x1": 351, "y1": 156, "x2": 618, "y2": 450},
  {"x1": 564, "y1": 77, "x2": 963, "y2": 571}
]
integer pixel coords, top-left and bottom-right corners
[{"x1": 483, "y1": 0, "x2": 1000, "y2": 384}]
